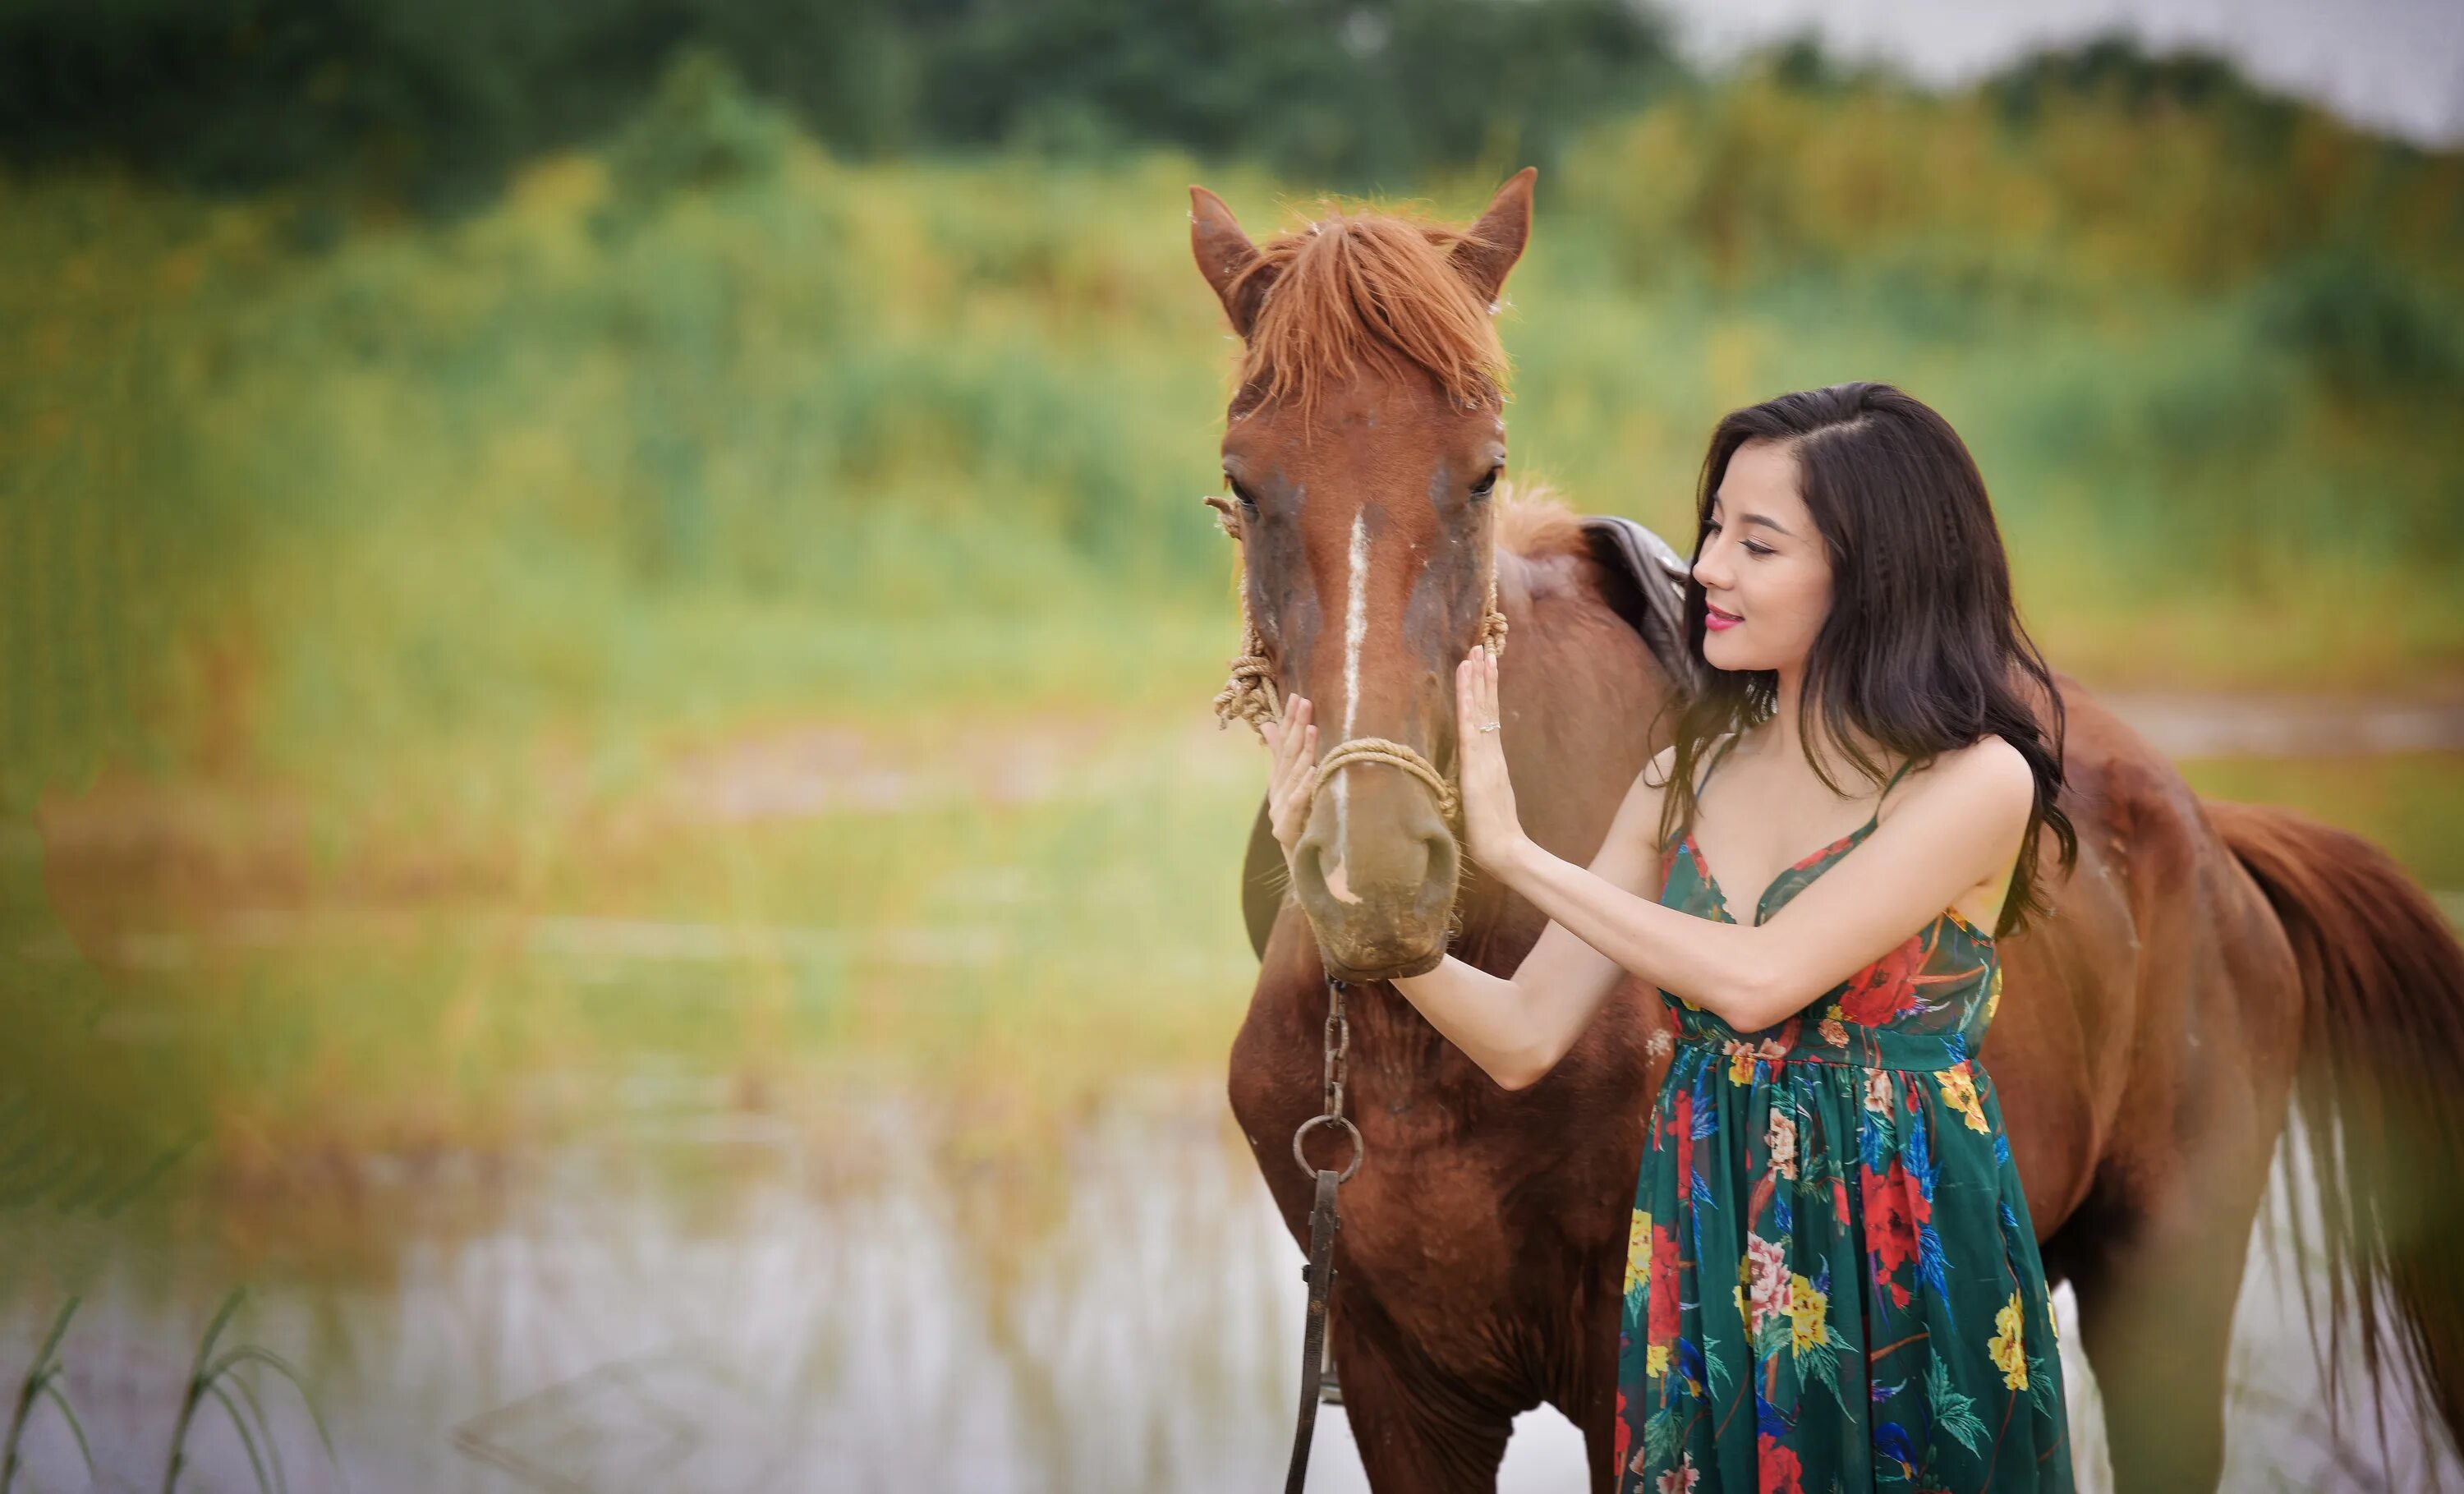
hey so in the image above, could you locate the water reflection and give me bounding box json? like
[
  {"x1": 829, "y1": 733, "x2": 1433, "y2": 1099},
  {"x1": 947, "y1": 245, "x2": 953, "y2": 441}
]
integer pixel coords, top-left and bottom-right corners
[{"x1": 2, "y1": 1067, "x2": 2456, "y2": 1492}]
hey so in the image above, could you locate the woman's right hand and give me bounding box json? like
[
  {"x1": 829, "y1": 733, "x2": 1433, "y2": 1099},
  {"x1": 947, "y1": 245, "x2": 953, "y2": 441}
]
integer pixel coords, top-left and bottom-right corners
[{"x1": 1258, "y1": 696, "x2": 1318, "y2": 858}]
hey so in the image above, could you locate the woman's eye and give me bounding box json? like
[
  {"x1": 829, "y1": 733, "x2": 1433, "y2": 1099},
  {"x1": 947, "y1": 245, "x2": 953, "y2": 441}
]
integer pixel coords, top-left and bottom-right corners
[{"x1": 1744, "y1": 540, "x2": 1775, "y2": 558}]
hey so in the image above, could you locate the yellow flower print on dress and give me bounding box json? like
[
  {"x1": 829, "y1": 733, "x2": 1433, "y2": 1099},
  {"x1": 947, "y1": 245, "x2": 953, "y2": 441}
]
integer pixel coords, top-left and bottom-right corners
[
  {"x1": 1937, "y1": 1060, "x2": 1992, "y2": 1133},
  {"x1": 1787, "y1": 1273, "x2": 1828, "y2": 1355},
  {"x1": 1726, "y1": 1041, "x2": 1757, "y2": 1086},
  {"x1": 1988, "y1": 1289, "x2": 2029, "y2": 1390},
  {"x1": 1984, "y1": 962, "x2": 2004, "y2": 1024},
  {"x1": 1625, "y1": 1209, "x2": 1652, "y2": 1297}
]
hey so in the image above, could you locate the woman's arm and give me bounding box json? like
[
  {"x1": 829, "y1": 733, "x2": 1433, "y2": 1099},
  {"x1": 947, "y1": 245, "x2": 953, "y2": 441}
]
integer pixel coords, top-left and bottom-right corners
[
  {"x1": 1496, "y1": 735, "x2": 2035, "y2": 1052},
  {"x1": 1390, "y1": 745, "x2": 1678, "y2": 1091},
  {"x1": 1280, "y1": 652, "x2": 2033, "y2": 1092}
]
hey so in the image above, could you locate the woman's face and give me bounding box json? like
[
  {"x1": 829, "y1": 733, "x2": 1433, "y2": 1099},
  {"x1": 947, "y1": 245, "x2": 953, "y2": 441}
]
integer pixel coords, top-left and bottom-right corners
[{"x1": 1694, "y1": 437, "x2": 1833, "y2": 674}]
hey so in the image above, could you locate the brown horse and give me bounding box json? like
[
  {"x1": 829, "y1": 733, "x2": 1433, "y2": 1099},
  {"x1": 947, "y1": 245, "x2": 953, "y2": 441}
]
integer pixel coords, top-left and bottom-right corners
[{"x1": 1195, "y1": 168, "x2": 2464, "y2": 1492}]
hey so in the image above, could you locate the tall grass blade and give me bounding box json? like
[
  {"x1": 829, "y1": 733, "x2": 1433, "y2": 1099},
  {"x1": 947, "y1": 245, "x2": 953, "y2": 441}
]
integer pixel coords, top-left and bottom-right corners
[
  {"x1": 34, "y1": 1381, "x2": 96, "y2": 1486},
  {"x1": 209, "y1": 1347, "x2": 343, "y2": 1483},
  {"x1": 3, "y1": 1298, "x2": 92, "y2": 1494},
  {"x1": 205, "y1": 1382, "x2": 274, "y2": 1494},
  {"x1": 221, "y1": 1371, "x2": 287, "y2": 1494},
  {"x1": 162, "y1": 1288, "x2": 246, "y2": 1494}
]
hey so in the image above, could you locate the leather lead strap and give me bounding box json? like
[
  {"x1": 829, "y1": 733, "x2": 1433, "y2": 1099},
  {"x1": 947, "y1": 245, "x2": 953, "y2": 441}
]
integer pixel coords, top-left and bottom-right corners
[{"x1": 1284, "y1": 1166, "x2": 1340, "y2": 1494}]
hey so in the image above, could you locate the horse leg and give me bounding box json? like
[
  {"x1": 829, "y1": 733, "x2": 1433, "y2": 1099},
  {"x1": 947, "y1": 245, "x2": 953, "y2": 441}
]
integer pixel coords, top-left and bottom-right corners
[
  {"x1": 2064, "y1": 1066, "x2": 2292, "y2": 1492},
  {"x1": 2069, "y1": 1215, "x2": 2241, "y2": 1490},
  {"x1": 1570, "y1": 1391, "x2": 1619, "y2": 1494},
  {"x1": 1565, "y1": 1282, "x2": 1623, "y2": 1494},
  {"x1": 1331, "y1": 1310, "x2": 1520, "y2": 1493}
]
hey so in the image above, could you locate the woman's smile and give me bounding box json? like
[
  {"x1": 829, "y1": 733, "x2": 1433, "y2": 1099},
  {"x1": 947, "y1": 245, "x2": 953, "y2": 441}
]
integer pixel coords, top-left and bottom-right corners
[{"x1": 1705, "y1": 601, "x2": 1743, "y2": 631}]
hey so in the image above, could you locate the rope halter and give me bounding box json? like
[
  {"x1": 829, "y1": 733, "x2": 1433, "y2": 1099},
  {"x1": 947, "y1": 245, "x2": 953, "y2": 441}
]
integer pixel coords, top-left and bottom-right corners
[{"x1": 1205, "y1": 495, "x2": 1508, "y2": 830}]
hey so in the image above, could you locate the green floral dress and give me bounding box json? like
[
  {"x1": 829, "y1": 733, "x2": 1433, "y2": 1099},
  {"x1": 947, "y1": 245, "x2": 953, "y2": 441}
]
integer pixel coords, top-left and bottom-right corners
[{"x1": 1615, "y1": 746, "x2": 2074, "y2": 1494}]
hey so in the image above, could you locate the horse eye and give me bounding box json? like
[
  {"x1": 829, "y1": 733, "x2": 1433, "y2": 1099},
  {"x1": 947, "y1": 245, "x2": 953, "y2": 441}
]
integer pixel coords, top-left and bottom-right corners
[
  {"x1": 1225, "y1": 476, "x2": 1258, "y2": 510},
  {"x1": 1470, "y1": 467, "x2": 1501, "y2": 499}
]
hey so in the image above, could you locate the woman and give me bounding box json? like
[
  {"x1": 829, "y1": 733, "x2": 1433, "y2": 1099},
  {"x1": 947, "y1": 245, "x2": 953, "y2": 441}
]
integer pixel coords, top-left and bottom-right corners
[{"x1": 1260, "y1": 382, "x2": 2079, "y2": 1491}]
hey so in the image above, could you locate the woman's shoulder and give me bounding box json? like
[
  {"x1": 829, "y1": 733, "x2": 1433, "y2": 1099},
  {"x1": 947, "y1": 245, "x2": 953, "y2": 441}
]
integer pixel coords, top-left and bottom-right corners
[{"x1": 1885, "y1": 734, "x2": 2033, "y2": 822}]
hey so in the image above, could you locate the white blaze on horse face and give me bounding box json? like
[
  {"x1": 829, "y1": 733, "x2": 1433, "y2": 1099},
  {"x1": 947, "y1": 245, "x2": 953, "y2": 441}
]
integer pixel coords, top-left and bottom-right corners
[
  {"x1": 1341, "y1": 508, "x2": 1369, "y2": 741},
  {"x1": 1325, "y1": 506, "x2": 1371, "y2": 903}
]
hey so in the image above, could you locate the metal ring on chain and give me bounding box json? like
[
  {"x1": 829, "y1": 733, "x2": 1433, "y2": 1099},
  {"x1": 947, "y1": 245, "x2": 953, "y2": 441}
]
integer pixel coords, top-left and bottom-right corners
[{"x1": 1292, "y1": 1113, "x2": 1364, "y2": 1184}]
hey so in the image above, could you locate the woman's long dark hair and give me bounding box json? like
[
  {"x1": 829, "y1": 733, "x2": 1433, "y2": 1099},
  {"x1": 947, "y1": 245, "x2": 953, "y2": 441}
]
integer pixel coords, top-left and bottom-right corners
[{"x1": 1651, "y1": 382, "x2": 2077, "y2": 939}]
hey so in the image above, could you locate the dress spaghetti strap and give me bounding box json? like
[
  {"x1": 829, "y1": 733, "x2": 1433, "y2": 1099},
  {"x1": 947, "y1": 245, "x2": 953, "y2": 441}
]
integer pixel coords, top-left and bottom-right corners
[
  {"x1": 1869, "y1": 751, "x2": 1920, "y2": 821},
  {"x1": 1661, "y1": 734, "x2": 1748, "y2": 854}
]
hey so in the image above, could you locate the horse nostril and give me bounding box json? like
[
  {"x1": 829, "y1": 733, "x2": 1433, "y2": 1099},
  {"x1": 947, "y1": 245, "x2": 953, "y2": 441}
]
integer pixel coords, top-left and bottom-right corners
[
  {"x1": 1423, "y1": 831, "x2": 1460, "y2": 904},
  {"x1": 1292, "y1": 835, "x2": 1347, "y2": 905}
]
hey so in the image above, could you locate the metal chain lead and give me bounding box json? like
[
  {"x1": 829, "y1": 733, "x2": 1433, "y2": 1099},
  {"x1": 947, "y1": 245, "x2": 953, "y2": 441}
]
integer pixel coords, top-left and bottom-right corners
[
  {"x1": 1284, "y1": 974, "x2": 1360, "y2": 1490},
  {"x1": 1291, "y1": 976, "x2": 1363, "y2": 1184},
  {"x1": 1323, "y1": 979, "x2": 1347, "y2": 1115}
]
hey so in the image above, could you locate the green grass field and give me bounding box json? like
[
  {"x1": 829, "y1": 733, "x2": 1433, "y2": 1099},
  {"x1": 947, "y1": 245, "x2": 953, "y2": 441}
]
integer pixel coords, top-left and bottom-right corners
[{"x1": 2, "y1": 61, "x2": 2459, "y2": 1191}]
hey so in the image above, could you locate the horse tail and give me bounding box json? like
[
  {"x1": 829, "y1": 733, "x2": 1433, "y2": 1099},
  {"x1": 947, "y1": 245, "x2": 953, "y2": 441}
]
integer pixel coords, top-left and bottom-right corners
[{"x1": 2209, "y1": 797, "x2": 2464, "y2": 1460}]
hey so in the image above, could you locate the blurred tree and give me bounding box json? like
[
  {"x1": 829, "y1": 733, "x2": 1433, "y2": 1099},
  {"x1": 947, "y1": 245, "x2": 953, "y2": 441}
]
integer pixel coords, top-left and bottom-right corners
[{"x1": 0, "y1": 0, "x2": 1673, "y2": 208}]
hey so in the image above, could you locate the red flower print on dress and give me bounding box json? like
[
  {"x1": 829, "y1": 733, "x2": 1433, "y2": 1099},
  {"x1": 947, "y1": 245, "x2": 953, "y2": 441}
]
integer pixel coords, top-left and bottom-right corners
[
  {"x1": 1835, "y1": 932, "x2": 1928, "y2": 1025},
  {"x1": 1860, "y1": 1158, "x2": 1931, "y2": 1308},
  {"x1": 1757, "y1": 1432, "x2": 1805, "y2": 1494},
  {"x1": 1835, "y1": 926, "x2": 1984, "y2": 1027},
  {"x1": 1667, "y1": 1087, "x2": 1696, "y2": 1198},
  {"x1": 1648, "y1": 1220, "x2": 1681, "y2": 1373}
]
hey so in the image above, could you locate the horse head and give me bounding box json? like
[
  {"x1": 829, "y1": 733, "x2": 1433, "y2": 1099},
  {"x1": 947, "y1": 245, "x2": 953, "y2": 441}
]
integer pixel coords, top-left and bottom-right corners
[{"x1": 1190, "y1": 169, "x2": 1536, "y2": 982}]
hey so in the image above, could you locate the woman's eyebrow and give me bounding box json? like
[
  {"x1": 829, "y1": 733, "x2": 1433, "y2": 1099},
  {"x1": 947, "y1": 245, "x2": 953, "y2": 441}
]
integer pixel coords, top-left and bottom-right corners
[{"x1": 1710, "y1": 494, "x2": 1796, "y2": 537}]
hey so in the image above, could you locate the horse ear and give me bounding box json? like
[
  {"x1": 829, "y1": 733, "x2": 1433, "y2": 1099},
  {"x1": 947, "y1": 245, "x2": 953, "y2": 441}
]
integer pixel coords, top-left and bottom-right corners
[
  {"x1": 1191, "y1": 185, "x2": 1271, "y2": 338},
  {"x1": 1452, "y1": 166, "x2": 1536, "y2": 306}
]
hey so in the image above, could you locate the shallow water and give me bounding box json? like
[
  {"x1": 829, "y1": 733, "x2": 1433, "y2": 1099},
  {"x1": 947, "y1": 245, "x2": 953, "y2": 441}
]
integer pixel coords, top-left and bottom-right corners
[
  {"x1": 2, "y1": 735, "x2": 2457, "y2": 1492},
  {"x1": 3, "y1": 1082, "x2": 2457, "y2": 1492}
]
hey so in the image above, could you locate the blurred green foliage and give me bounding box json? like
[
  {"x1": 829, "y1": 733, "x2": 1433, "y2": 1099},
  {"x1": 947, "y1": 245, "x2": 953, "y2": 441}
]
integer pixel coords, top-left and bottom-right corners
[{"x1": 2, "y1": 41, "x2": 2460, "y2": 837}]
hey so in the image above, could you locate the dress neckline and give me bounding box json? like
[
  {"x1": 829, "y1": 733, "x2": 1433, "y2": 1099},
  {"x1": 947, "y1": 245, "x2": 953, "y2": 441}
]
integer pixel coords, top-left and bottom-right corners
[
  {"x1": 1678, "y1": 822, "x2": 2000, "y2": 945},
  {"x1": 1680, "y1": 736, "x2": 1917, "y2": 929},
  {"x1": 1680, "y1": 816, "x2": 1879, "y2": 929}
]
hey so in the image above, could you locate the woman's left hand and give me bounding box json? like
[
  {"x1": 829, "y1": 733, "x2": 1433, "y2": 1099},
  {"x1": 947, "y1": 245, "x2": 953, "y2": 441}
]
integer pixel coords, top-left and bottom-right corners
[{"x1": 1455, "y1": 646, "x2": 1528, "y2": 878}]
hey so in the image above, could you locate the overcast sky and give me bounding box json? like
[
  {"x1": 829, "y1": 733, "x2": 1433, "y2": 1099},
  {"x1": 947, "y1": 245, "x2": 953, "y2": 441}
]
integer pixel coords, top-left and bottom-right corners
[{"x1": 1653, "y1": 0, "x2": 2464, "y2": 146}]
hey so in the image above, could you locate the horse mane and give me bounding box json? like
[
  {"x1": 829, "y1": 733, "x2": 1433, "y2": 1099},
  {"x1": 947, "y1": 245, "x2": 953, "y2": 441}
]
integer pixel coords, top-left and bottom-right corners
[
  {"x1": 1492, "y1": 478, "x2": 1587, "y2": 559},
  {"x1": 1230, "y1": 205, "x2": 1510, "y2": 418}
]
